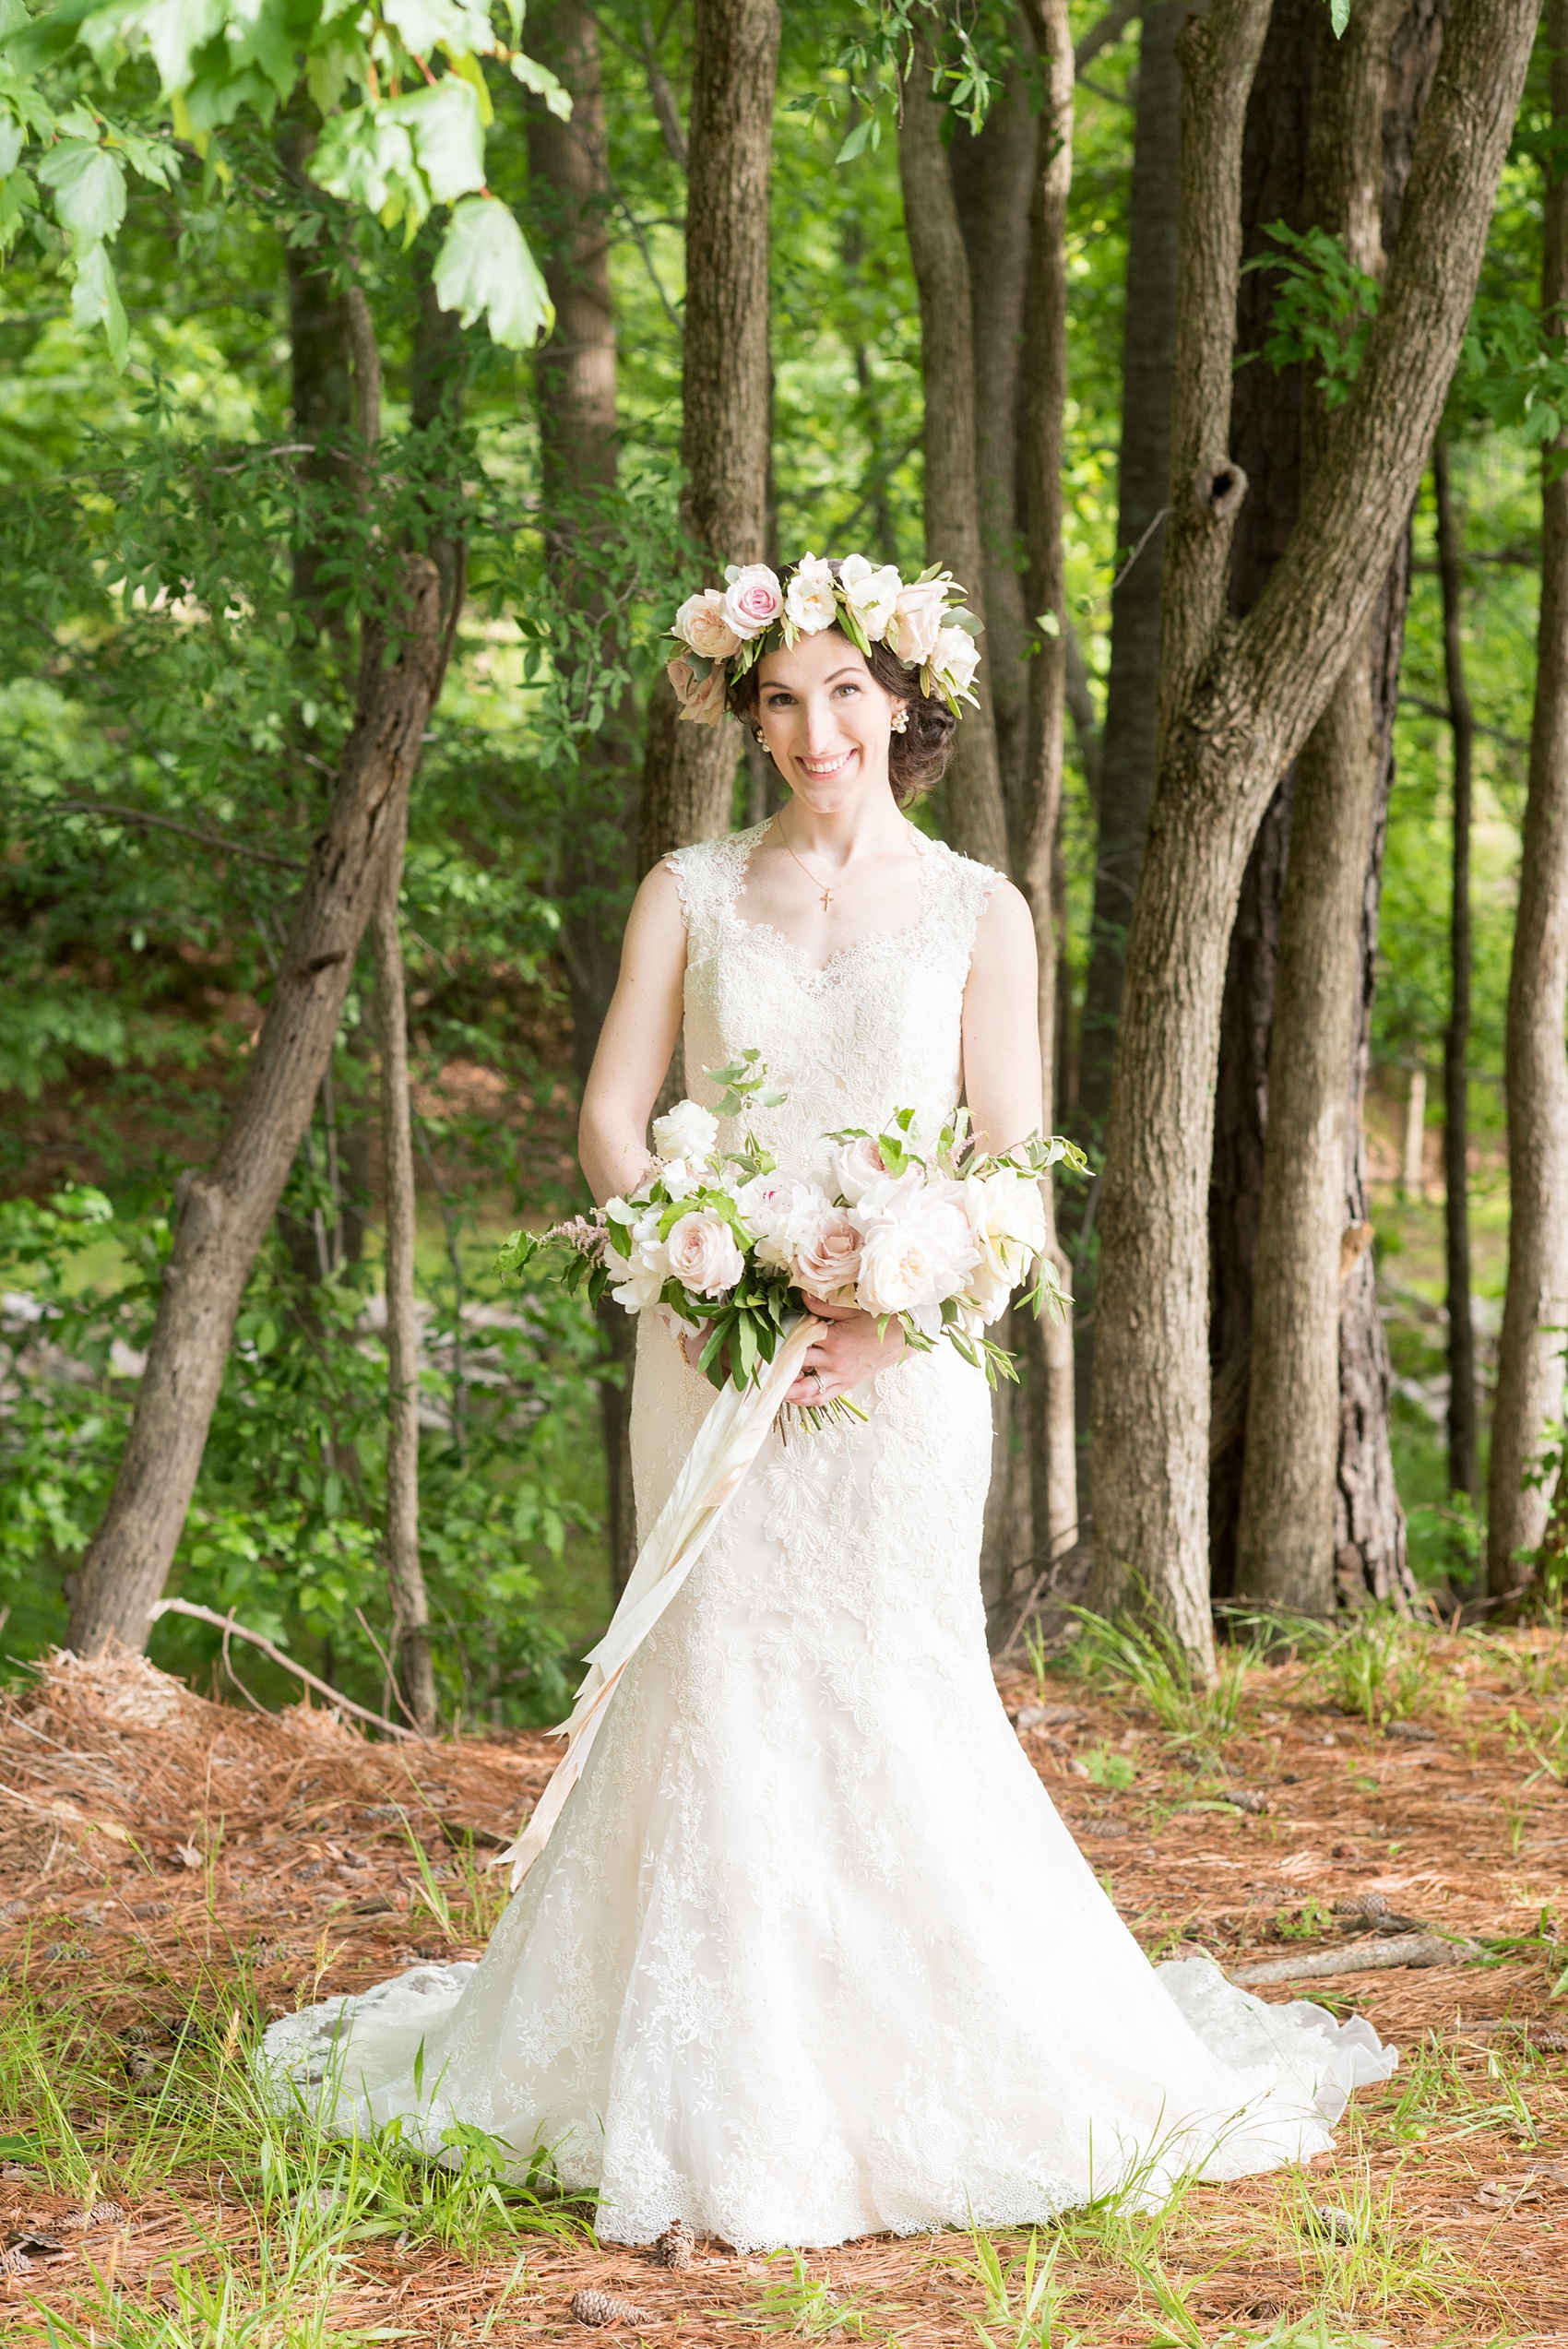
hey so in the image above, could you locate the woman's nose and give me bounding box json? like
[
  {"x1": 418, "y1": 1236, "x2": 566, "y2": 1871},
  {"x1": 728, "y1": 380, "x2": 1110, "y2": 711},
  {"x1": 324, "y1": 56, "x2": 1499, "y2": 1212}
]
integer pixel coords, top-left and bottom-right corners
[{"x1": 802, "y1": 694, "x2": 839, "y2": 753}]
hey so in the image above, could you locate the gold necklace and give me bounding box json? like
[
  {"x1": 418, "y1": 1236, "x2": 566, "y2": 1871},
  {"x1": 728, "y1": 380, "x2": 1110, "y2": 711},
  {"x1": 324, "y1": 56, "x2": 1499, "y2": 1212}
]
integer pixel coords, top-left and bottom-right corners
[{"x1": 774, "y1": 812, "x2": 846, "y2": 913}]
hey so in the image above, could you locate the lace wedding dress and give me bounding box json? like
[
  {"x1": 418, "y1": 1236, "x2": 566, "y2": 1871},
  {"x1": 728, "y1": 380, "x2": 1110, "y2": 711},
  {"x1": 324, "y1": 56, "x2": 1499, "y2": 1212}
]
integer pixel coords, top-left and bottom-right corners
[{"x1": 263, "y1": 820, "x2": 1395, "y2": 2248}]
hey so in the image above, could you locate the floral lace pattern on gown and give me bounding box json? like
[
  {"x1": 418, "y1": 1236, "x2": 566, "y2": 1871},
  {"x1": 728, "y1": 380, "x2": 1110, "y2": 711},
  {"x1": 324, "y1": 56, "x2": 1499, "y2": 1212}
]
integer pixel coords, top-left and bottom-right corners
[{"x1": 262, "y1": 822, "x2": 1395, "y2": 2250}]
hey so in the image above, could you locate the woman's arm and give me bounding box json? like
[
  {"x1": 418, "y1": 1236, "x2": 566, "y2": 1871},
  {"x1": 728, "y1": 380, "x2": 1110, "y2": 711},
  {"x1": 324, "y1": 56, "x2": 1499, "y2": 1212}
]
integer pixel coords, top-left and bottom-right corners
[
  {"x1": 577, "y1": 863, "x2": 688, "y2": 1206},
  {"x1": 962, "y1": 879, "x2": 1044, "y2": 1153}
]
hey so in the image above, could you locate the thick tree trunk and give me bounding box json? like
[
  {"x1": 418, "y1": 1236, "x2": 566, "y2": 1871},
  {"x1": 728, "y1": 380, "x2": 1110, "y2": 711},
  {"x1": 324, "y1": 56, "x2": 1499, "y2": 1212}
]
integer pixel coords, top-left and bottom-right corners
[
  {"x1": 897, "y1": 46, "x2": 1010, "y2": 875},
  {"x1": 1018, "y1": 0, "x2": 1079, "y2": 1581},
  {"x1": 950, "y1": 52, "x2": 1038, "y2": 817},
  {"x1": 1488, "y1": 10, "x2": 1568, "y2": 1606},
  {"x1": 528, "y1": 2, "x2": 642, "y2": 1597},
  {"x1": 66, "y1": 562, "x2": 445, "y2": 1655},
  {"x1": 1434, "y1": 432, "x2": 1478, "y2": 1501},
  {"x1": 636, "y1": 0, "x2": 778, "y2": 866},
  {"x1": 1088, "y1": 0, "x2": 1538, "y2": 1665},
  {"x1": 1233, "y1": 0, "x2": 1402, "y2": 1617},
  {"x1": 1076, "y1": 0, "x2": 1183, "y2": 1132}
]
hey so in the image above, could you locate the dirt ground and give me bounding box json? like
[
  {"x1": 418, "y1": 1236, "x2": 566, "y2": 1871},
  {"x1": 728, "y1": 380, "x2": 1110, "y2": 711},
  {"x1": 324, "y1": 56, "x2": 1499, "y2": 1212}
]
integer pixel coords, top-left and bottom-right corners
[{"x1": 0, "y1": 1635, "x2": 1564, "y2": 2346}]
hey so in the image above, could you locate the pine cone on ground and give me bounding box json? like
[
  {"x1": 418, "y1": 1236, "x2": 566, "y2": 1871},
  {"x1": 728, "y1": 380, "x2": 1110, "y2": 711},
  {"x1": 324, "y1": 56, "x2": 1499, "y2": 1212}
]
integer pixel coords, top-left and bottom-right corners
[
  {"x1": 654, "y1": 2218, "x2": 695, "y2": 2271},
  {"x1": 571, "y1": 2288, "x2": 647, "y2": 2329}
]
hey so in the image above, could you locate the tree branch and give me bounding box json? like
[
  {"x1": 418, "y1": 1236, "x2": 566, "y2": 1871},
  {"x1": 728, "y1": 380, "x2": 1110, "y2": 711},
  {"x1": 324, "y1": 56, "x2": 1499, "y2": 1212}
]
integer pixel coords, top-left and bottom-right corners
[
  {"x1": 41, "y1": 798, "x2": 308, "y2": 872},
  {"x1": 1075, "y1": 0, "x2": 1141, "y2": 77}
]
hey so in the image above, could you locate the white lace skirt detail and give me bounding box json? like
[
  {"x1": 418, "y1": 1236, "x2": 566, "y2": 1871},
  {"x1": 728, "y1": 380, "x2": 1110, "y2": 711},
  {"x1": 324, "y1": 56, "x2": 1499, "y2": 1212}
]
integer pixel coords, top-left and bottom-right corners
[{"x1": 261, "y1": 1326, "x2": 1395, "y2": 2250}]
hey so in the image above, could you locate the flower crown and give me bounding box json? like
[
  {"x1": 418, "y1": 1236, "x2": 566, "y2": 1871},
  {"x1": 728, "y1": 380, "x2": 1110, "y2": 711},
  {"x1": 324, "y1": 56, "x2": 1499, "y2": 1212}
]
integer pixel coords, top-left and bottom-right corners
[{"x1": 664, "y1": 552, "x2": 983, "y2": 728}]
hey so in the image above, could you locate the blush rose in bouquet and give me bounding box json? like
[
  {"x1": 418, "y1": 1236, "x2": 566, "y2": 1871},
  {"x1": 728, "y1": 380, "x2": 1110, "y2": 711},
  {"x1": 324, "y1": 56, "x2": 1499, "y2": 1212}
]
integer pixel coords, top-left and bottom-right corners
[{"x1": 498, "y1": 1053, "x2": 1086, "y2": 1427}]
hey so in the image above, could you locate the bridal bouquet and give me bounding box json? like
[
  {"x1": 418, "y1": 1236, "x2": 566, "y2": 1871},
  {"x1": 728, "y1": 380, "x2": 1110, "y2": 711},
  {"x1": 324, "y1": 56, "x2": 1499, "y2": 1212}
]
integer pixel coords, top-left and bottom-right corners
[{"x1": 499, "y1": 1053, "x2": 1083, "y2": 1422}]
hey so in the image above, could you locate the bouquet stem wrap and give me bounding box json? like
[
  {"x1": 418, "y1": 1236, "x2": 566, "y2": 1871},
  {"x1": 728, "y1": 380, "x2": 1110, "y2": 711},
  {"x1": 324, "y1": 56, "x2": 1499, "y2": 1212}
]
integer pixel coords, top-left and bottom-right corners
[{"x1": 491, "y1": 1313, "x2": 818, "y2": 1891}]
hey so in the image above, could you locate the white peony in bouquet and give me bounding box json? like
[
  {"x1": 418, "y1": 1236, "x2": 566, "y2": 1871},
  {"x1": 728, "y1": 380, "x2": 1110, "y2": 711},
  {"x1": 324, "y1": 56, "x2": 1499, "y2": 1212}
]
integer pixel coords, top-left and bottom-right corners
[{"x1": 500, "y1": 1053, "x2": 1085, "y2": 1425}]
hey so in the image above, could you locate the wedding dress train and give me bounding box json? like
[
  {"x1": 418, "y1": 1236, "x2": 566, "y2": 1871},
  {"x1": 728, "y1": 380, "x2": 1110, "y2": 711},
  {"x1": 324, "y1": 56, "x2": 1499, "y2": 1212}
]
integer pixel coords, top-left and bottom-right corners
[{"x1": 262, "y1": 822, "x2": 1395, "y2": 2249}]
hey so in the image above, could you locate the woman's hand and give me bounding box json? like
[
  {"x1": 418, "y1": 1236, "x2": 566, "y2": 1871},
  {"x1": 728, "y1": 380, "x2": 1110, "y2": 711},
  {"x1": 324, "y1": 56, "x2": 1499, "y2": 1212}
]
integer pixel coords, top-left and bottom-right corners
[
  {"x1": 681, "y1": 1299, "x2": 905, "y2": 1402},
  {"x1": 785, "y1": 1297, "x2": 904, "y2": 1405}
]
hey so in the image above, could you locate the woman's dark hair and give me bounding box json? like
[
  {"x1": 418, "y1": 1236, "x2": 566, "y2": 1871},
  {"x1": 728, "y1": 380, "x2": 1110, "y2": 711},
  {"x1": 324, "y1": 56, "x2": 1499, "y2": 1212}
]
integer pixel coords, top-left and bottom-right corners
[{"x1": 724, "y1": 558, "x2": 957, "y2": 806}]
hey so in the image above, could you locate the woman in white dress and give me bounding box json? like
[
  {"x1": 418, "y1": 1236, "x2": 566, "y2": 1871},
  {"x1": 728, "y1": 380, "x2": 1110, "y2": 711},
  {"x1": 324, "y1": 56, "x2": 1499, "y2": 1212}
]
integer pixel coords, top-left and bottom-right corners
[{"x1": 265, "y1": 557, "x2": 1393, "y2": 2251}]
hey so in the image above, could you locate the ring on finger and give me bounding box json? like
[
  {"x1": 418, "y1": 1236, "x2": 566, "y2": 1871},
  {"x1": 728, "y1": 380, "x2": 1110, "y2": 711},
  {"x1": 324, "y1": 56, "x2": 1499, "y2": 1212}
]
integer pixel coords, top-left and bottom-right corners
[{"x1": 806, "y1": 1365, "x2": 824, "y2": 1392}]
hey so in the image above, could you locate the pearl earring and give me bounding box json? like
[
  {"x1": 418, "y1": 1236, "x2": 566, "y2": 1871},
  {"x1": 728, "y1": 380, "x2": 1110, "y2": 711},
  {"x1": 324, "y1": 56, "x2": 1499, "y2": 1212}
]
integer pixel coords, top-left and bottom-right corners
[{"x1": 891, "y1": 707, "x2": 910, "y2": 735}]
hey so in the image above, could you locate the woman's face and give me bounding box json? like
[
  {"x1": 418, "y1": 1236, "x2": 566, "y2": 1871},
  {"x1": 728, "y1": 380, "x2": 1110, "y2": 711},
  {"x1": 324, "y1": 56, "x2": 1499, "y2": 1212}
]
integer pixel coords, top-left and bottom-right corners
[{"x1": 752, "y1": 629, "x2": 907, "y2": 810}]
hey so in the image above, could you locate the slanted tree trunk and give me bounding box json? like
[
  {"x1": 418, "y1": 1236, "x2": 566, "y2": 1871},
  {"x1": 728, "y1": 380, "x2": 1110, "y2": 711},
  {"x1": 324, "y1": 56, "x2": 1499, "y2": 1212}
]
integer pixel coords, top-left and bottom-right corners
[
  {"x1": 1088, "y1": 0, "x2": 1538, "y2": 1667},
  {"x1": 1233, "y1": 0, "x2": 1403, "y2": 1619},
  {"x1": 897, "y1": 42, "x2": 1010, "y2": 874},
  {"x1": 528, "y1": 1, "x2": 642, "y2": 1597},
  {"x1": 636, "y1": 0, "x2": 778, "y2": 872},
  {"x1": 1075, "y1": 0, "x2": 1183, "y2": 1133},
  {"x1": 1017, "y1": 0, "x2": 1079, "y2": 1580},
  {"x1": 1433, "y1": 432, "x2": 1478, "y2": 1501},
  {"x1": 1489, "y1": 8, "x2": 1568, "y2": 1607},
  {"x1": 66, "y1": 559, "x2": 445, "y2": 1655}
]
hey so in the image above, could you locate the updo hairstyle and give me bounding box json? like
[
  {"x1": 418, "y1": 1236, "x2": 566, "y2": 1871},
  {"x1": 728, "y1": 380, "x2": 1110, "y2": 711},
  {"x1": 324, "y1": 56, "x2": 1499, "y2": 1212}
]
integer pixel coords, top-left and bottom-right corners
[{"x1": 725, "y1": 557, "x2": 957, "y2": 806}]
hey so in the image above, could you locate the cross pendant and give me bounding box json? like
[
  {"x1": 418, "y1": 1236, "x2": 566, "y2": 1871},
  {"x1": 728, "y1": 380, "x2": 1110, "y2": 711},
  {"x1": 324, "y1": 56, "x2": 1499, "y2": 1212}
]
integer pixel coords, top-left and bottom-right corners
[{"x1": 820, "y1": 886, "x2": 833, "y2": 912}]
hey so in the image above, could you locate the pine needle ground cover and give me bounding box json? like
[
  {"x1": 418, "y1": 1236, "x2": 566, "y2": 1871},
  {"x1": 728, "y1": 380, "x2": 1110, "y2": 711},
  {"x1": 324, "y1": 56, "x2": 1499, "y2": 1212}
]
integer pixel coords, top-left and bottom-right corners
[{"x1": 0, "y1": 1633, "x2": 1562, "y2": 2347}]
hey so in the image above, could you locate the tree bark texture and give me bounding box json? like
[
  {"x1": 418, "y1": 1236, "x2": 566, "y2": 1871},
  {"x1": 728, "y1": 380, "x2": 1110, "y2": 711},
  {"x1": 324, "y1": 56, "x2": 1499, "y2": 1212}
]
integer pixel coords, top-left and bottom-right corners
[
  {"x1": 949, "y1": 51, "x2": 1039, "y2": 818},
  {"x1": 1076, "y1": 0, "x2": 1183, "y2": 1132},
  {"x1": 636, "y1": 0, "x2": 778, "y2": 868},
  {"x1": 1018, "y1": 0, "x2": 1079, "y2": 1581},
  {"x1": 897, "y1": 44, "x2": 1011, "y2": 874},
  {"x1": 1232, "y1": 0, "x2": 1403, "y2": 1618},
  {"x1": 1087, "y1": 0, "x2": 1537, "y2": 1664},
  {"x1": 372, "y1": 803, "x2": 437, "y2": 1730},
  {"x1": 1433, "y1": 432, "x2": 1478, "y2": 1501},
  {"x1": 66, "y1": 563, "x2": 445, "y2": 1655},
  {"x1": 528, "y1": 3, "x2": 642, "y2": 1596},
  {"x1": 1488, "y1": 6, "x2": 1568, "y2": 1604}
]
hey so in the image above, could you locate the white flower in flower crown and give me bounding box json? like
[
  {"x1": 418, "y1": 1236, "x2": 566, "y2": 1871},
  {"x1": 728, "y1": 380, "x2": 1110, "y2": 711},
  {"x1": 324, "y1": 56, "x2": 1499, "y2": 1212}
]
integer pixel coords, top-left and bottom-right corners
[
  {"x1": 672, "y1": 588, "x2": 741, "y2": 661},
  {"x1": 665, "y1": 1208, "x2": 744, "y2": 1299},
  {"x1": 653, "y1": 1098, "x2": 720, "y2": 1165},
  {"x1": 930, "y1": 623, "x2": 981, "y2": 702},
  {"x1": 721, "y1": 564, "x2": 786, "y2": 641},
  {"x1": 785, "y1": 552, "x2": 838, "y2": 635},
  {"x1": 887, "y1": 575, "x2": 948, "y2": 666},
  {"x1": 837, "y1": 553, "x2": 903, "y2": 643}
]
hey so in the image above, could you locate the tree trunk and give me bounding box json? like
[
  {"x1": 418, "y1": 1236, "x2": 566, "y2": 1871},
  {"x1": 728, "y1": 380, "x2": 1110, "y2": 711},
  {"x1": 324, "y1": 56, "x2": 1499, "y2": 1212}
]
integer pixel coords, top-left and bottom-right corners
[
  {"x1": 373, "y1": 804, "x2": 437, "y2": 1730},
  {"x1": 1017, "y1": 0, "x2": 1079, "y2": 1582},
  {"x1": 66, "y1": 561, "x2": 446, "y2": 1655},
  {"x1": 528, "y1": 1, "x2": 642, "y2": 1597},
  {"x1": 1233, "y1": 0, "x2": 1403, "y2": 1618},
  {"x1": 1434, "y1": 431, "x2": 1478, "y2": 1501},
  {"x1": 1088, "y1": 0, "x2": 1538, "y2": 1666},
  {"x1": 897, "y1": 43, "x2": 1011, "y2": 874},
  {"x1": 950, "y1": 49, "x2": 1039, "y2": 817},
  {"x1": 1488, "y1": 7, "x2": 1568, "y2": 1606},
  {"x1": 1076, "y1": 0, "x2": 1183, "y2": 1133},
  {"x1": 636, "y1": 0, "x2": 779, "y2": 868}
]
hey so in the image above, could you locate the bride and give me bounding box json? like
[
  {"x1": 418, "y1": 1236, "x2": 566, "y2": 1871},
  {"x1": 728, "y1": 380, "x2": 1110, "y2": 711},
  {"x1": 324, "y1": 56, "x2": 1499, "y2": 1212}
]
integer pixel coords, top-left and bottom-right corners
[{"x1": 265, "y1": 554, "x2": 1394, "y2": 2251}]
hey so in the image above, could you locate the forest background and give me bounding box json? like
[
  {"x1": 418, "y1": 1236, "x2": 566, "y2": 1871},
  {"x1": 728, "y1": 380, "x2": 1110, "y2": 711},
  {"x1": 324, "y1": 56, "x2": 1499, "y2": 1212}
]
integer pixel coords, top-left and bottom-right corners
[{"x1": 0, "y1": 0, "x2": 1561, "y2": 1730}]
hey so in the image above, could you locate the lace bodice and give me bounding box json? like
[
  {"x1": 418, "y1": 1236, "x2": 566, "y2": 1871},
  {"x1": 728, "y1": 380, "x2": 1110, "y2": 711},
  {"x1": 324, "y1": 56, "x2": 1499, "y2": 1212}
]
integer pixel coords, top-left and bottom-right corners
[{"x1": 665, "y1": 821, "x2": 1003, "y2": 1169}]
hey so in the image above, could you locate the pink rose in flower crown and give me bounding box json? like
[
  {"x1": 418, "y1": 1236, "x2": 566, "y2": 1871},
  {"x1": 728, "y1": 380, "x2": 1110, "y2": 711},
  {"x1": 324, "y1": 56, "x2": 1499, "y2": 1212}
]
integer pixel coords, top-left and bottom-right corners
[
  {"x1": 887, "y1": 576, "x2": 947, "y2": 667},
  {"x1": 668, "y1": 656, "x2": 730, "y2": 727},
  {"x1": 721, "y1": 564, "x2": 786, "y2": 642},
  {"x1": 791, "y1": 1209, "x2": 863, "y2": 1305},
  {"x1": 673, "y1": 588, "x2": 742, "y2": 661},
  {"x1": 666, "y1": 1208, "x2": 744, "y2": 1299}
]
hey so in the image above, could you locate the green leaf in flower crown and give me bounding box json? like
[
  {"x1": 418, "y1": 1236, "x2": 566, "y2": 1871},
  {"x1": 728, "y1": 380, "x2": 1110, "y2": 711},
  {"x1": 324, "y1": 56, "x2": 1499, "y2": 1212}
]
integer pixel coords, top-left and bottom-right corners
[{"x1": 434, "y1": 194, "x2": 553, "y2": 348}]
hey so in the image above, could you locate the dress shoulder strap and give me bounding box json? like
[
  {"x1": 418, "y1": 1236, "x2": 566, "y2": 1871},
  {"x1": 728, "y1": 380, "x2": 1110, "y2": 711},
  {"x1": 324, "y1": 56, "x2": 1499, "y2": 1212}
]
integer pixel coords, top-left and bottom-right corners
[
  {"x1": 918, "y1": 834, "x2": 1005, "y2": 961},
  {"x1": 664, "y1": 821, "x2": 766, "y2": 960}
]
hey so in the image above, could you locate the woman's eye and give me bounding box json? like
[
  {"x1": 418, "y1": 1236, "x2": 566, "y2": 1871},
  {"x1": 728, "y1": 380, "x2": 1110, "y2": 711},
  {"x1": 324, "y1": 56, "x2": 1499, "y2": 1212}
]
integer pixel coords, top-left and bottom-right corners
[{"x1": 834, "y1": 683, "x2": 861, "y2": 698}]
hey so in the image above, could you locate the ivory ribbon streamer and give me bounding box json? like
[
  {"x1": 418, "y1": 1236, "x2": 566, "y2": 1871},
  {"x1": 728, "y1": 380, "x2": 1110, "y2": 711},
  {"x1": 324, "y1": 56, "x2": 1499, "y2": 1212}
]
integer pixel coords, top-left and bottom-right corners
[{"x1": 491, "y1": 1313, "x2": 818, "y2": 1891}]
